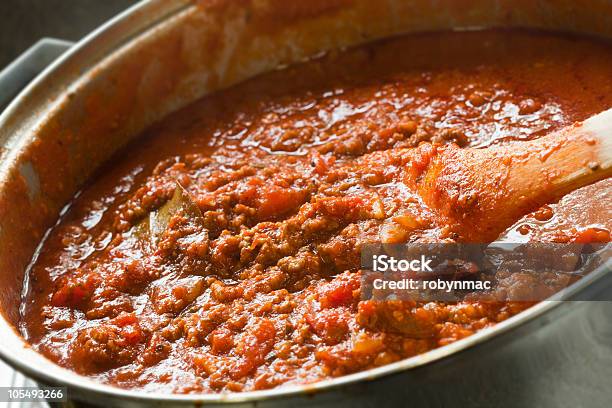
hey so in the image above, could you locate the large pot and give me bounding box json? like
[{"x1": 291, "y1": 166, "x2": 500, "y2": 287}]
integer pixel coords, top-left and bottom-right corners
[{"x1": 0, "y1": 1, "x2": 611, "y2": 407}]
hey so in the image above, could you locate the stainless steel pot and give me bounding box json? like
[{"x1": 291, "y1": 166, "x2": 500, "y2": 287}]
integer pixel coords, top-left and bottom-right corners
[{"x1": 0, "y1": 1, "x2": 611, "y2": 407}]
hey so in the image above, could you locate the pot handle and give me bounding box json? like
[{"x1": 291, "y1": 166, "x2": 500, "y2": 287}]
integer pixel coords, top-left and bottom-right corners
[{"x1": 0, "y1": 38, "x2": 73, "y2": 113}]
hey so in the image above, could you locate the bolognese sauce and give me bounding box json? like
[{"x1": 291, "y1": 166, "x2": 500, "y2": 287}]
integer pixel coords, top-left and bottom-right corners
[{"x1": 20, "y1": 30, "x2": 612, "y2": 393}]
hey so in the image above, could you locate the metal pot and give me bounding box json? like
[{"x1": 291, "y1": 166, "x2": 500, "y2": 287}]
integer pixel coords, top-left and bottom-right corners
[{"x1": 0, "y1": 1, "x2": 611, "y2": 406}]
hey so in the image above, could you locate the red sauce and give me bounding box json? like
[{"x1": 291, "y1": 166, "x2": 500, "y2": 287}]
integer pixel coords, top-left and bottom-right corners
[{"x1": 20, "y1": 30, "x2": 612, "y2": 393}]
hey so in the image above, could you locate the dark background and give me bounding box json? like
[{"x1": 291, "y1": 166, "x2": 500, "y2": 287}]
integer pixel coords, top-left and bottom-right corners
[{"x1": 0, "y1": 0, "x2": 137, "y2": 69}]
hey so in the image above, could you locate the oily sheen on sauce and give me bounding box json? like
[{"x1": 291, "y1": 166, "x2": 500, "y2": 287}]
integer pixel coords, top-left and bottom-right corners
[{"x1": 20, "y1": 30, "x2": 612, "y2": 393}]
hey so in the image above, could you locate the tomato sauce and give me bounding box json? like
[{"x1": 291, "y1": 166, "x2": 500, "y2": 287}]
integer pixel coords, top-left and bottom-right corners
[{"x1": 19, "y1": 30, "x2": 612, "y2": 393}]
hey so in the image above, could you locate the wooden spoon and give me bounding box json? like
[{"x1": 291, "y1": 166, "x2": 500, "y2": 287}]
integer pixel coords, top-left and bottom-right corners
[{"x1": 417, "y1": 108, "x2": 612, "y2": 242}]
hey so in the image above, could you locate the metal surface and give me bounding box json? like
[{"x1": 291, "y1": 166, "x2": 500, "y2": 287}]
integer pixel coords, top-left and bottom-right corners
[
  {"x1": 0, "y1": 38, "x2": 73, "y2": 112},
  {"x1": 0, "y1": 0, "x2": 137, "y2": 69},
  {"x1": 0, "y1": 0, "x2": 610, "y2": 407},
  {"x1": 0, "y1": 372, "x2": 50, "y2": 408},
  {"x1": 0, "y1": 37, "x2": 70, "y2": 408}
]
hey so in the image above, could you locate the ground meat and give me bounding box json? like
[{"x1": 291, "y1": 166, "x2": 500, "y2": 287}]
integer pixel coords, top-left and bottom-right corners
[{"x1": 20, "y1": 29, "x2": 612, "y2": 393}]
